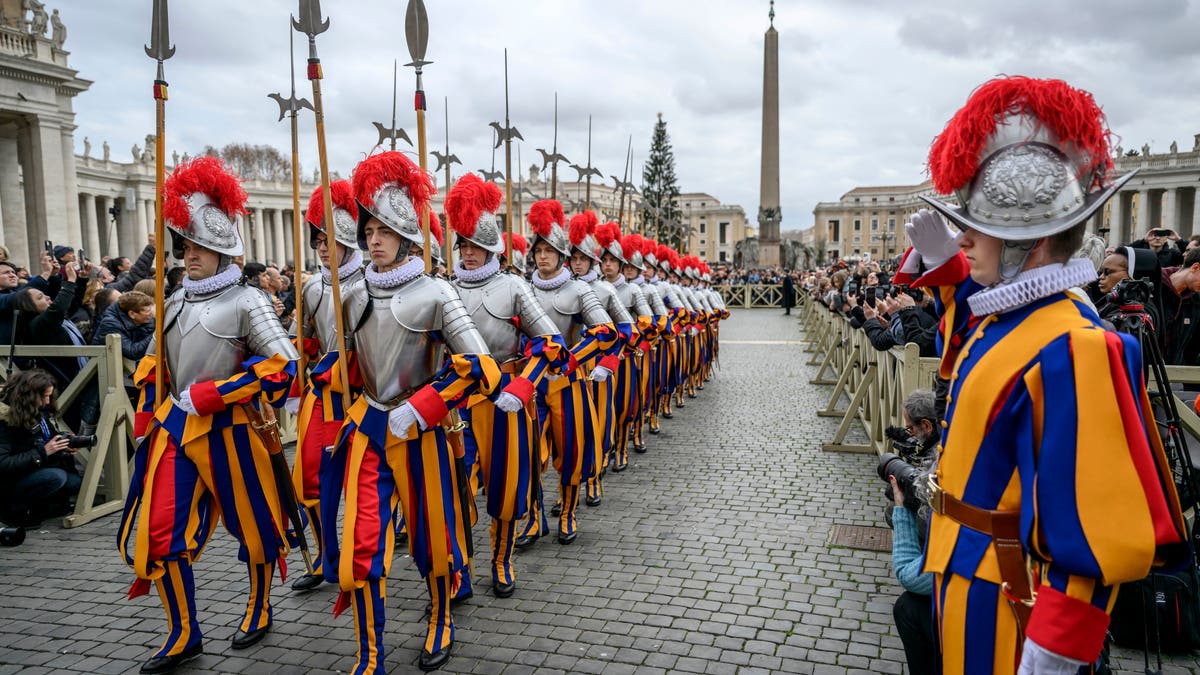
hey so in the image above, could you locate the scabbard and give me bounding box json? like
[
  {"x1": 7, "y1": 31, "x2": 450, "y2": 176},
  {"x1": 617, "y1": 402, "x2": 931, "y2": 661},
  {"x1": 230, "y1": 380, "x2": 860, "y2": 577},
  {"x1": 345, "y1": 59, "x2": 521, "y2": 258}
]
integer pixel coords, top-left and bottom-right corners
[{"x1": 240, "y1": 402, "x2": 314, "y2": 575}]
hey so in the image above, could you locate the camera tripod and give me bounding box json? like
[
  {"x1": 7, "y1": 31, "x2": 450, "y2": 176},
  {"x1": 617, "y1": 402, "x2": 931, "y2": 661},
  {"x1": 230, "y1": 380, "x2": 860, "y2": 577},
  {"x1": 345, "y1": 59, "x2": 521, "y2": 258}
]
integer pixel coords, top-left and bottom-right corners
[{"x1": 1111, "y1": 297, "x2": 1200, "y2": 674}]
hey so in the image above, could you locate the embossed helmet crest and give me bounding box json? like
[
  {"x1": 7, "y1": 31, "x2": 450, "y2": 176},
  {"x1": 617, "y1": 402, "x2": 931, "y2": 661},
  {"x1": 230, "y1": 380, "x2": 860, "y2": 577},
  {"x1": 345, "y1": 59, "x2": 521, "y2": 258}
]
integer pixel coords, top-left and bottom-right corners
[
  {"x1": 163, "y1": 156, "x2": 247, "y2": 258},
  {"x1": 923, "y1": 76, "x2": 1135, "y2": 242},
  {"x1": 351, "y1": 151, "x2": 436, "y2": 250}
]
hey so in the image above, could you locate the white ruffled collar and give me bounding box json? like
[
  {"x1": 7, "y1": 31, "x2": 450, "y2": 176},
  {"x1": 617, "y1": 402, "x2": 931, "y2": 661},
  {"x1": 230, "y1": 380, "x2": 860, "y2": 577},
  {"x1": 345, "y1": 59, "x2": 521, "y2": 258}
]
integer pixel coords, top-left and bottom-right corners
[
  {"x1": 607, "y1": 274, "x2": 626, "y2": 288},
  {"x1": 532, "y1": 267, "x2": 571, "y2": 290},
  {"x1": 182, "y1": 264, "x2": 242, "y2": 296},
  {"x1": 968, "y1": 259, "x2": 1096, "y2": 317},
  {"x1": 321, "y1": 250, "x2": 363, "y2": 283},
  {"x1": 631, "y1": 275, "x2": 645, "y2": 286},
  {"x1": 575, "y1": 269, "x2": 598, "y2": 283},
  {"x1": 365, "y1": 257, "x2": 425, "y2": 289},
  {"x1": 454, "y1": 257, "x2": 500, "y2": 283}
]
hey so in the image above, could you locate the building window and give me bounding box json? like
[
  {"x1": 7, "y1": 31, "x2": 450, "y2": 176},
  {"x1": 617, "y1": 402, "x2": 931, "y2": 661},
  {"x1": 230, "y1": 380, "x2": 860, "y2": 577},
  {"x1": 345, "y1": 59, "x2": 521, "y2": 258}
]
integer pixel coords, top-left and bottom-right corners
[
  {"x1": 871, "y1": 218, "x2": 878, "y2": 230},
  {"x1": 719, "y1": 251, "x2": 727, "y2": 262},
  {"x1": 888, "y1": 218, "x2": 896, "y2": 228},
  {"x1": 699, "y1": 222, "x2": 706, "y2": 234},
  {"x1": 700, "y1": 202, "x2": 706, "y2": 207},
  {"x1": 854, "y1": 219, "x2": 861, "y2": 231},
  {"x1": 699, "y1": 239, "x2": 706, "y2": 246},
  {"x1": 853, "y1": 248, "x2": 860, "y2": 255},
  {"x1": 829, "y1": 219, "x2": 840, "y2": 242},
  {"x1": 719, "y1": 222, "x2": 729, "y2": 244}
]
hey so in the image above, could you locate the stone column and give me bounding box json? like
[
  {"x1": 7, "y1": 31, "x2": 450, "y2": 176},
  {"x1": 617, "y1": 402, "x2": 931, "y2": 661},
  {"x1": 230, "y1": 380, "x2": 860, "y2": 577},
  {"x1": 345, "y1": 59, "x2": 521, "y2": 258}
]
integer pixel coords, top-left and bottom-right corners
[
  {"x1": 282, "y1": 210, "x2": 294, "y2": 269},
  {"x1": 254, "y1": 207, "x2": 267, "y2": 263},
  {"x1": 25, "y1": 117, "x2": 69, "y2": 246},
  {"x1": 271, "y1": 209, "x2": 285, "y2": 268},
  {"x1": 1164, "y1": 188, "x2": 1178, "y2": 232},
  {"x1": 1136, "y1": 190, "x2": 1150, "y2": 237},
  {"x1": 80, "y1": 193, "x2": 100, "y2": 260},
  {"x1": 60, "y1": 127, "x2": 83, "y2": 247},
  {"x1": 101, "y1": 196, "x2": 117, "y2": 259},
  {"x1": 1107, "y1": 191, "x2": 1125, "y2": 248},
  {"x1": 145, "y1": 199, "x2": 156, "y2": 243},
  {"x1": 0, "y1": 134, "x2": 25, "y2": 264},
  {"x1": 756, "y1": 17, "x2": 782, "y2": 268},
  {"x1": 1192, "y1": 188, "x2": 1200, "y2": 241}
]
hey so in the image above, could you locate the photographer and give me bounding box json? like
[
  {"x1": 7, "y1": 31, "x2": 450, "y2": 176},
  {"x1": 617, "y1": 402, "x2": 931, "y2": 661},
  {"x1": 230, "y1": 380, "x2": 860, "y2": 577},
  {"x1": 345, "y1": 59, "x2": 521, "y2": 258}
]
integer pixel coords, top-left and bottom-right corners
[
  {"x1": 1131, "y1": 227, "x2": 1185, "y2": 269},
  {"x1": 880, "y1": 389, "x2": 941, "y2": 675},
  {"x1": 0, "y1": 370, "x2": 83, "y2": 527}
]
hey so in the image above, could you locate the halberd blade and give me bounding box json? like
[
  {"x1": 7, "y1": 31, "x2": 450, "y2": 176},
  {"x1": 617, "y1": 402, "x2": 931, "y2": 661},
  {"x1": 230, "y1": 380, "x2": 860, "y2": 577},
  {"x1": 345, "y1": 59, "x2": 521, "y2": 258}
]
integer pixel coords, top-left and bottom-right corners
[
  {"x1": 404, "y1": 0, "x2": 431, "y2": 68},
  {"x1": 144, "y1": 0, "x2": 176, "y2": 62}
]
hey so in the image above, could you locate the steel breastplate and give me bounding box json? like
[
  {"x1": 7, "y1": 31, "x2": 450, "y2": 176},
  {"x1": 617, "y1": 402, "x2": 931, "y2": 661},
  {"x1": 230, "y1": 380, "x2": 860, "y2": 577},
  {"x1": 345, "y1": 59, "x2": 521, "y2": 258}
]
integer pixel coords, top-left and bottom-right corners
[
  {"x1": 590, "y1": 279, "x2": 633, "y2": 324},
  {"x1": 533, "y1": 283, "x2": 580, "y2": 344},
  {"x1": 303, "y1": 269, "x2": 364, "y2": 355},
  {"x1": 348, "y1": 275, "x2": 445, "y2": 406},
  {"x1": 162, "y1": 288, "x2": 249, "y2": 397},
  {"x1": 455, "y1": 275, "x2": 522, "y2": 363}
]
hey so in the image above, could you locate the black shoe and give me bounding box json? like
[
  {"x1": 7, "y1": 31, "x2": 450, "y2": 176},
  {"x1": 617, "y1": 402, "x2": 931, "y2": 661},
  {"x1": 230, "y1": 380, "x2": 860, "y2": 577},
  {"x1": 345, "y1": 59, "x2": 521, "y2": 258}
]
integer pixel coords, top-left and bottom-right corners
[
  {"x1": 584, "y1": 493, "x2": 601, "y2": 507},
  {"x1": 493, "y1": 579, "x2": 515, "y2": 598},
  {"x1": 613, "y1": 463, "x2": 627, "y2": 473},
  {"x1": 557, "y1": 530, "x2": 577, "y2": 545},
  {"x1": 140, "y1": 642, "x2": 203, "y2": 674},
  {"x1": 396, "y1": 532, "x2": 409, "y2": 546},
  {"x1": 418, "y1": 642, "x2": 453, "y2": 671},
  {"x1": 514, "y1": 531, "x2": 541, "y2": 549},
  {"x1": 291, "y1": 573, "x2": 324, "y2": 592},
  {"x1": 662, "y1": 412, "x2": 672, "y2": 419},
  {"x1": 231, "y1": 624, "x2": 270, "y2": 650},
  {"x1": 649, "y1": 427, "x2": 660, "y2": 435},
  {"x1": 633, "y1": 444, "x2": 647, "y2": 453},
  {"x1": 550, "y1": 502, "x2": 562, "y2": 517}
]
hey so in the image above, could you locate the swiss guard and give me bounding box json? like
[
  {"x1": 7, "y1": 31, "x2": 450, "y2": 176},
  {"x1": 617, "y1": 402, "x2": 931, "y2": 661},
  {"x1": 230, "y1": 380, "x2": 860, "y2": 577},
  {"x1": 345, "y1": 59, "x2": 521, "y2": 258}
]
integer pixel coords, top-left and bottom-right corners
[
  {"x1": 322, "y1": 151, "x2": 499, "y2": 673},
  {"x1": 118, "y1": 157, "x2": 300, "y2": 673},
  {"x1": 900, "y1": 76, "x2": 1187, "y2": 674},
  {"x1": 445, "y1": 173, "x2": 570, "y2": 599}
]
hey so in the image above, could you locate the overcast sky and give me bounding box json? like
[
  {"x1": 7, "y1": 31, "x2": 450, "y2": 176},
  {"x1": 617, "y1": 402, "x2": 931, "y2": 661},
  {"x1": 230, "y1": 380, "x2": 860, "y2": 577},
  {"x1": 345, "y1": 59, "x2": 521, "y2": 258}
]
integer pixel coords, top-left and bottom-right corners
[{"x1": 62, "y1": 0, "x2": 1200, "y2": 233}]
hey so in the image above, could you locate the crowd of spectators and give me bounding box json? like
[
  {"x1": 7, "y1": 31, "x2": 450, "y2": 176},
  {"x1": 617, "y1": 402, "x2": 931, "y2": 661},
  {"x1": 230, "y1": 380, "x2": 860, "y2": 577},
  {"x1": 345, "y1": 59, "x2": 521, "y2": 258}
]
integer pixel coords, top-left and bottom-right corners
[{"x1": 0, "y1": 237, "x2": 308, "y2": 529}]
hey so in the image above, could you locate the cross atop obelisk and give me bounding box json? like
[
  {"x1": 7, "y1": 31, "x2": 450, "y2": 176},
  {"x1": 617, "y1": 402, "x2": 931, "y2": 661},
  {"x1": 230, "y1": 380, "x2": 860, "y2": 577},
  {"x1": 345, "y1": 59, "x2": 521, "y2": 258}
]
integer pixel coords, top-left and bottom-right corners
[{"x1": 757, "y1": 0, "x2": 783, "y2": 268}]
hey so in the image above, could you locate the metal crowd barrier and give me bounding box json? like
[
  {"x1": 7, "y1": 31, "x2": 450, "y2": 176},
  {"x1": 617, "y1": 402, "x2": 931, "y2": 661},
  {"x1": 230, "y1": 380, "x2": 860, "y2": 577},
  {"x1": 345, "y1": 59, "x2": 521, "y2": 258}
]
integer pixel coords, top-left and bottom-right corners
[
  {"x1": 795, "y1": 294, "x2": 1200, "y2": 455},
  {"x1": 0, "y1": 337, "x2": 297, "y2": 529}
]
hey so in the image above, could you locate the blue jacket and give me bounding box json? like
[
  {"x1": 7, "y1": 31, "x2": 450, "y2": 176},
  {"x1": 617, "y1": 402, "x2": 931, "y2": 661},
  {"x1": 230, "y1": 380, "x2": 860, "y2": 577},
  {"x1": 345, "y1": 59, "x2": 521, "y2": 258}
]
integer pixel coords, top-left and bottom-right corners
[{"x1": 892, "y1": 506, "x2": 933, "y2": 595}]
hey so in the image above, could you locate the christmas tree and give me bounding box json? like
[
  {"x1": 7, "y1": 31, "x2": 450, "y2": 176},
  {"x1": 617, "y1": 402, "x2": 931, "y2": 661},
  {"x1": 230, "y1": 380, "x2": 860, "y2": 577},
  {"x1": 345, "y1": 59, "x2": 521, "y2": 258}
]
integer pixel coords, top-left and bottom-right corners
[{"x1": 640, "y1": 113, "x2": 682, "y2": 248}]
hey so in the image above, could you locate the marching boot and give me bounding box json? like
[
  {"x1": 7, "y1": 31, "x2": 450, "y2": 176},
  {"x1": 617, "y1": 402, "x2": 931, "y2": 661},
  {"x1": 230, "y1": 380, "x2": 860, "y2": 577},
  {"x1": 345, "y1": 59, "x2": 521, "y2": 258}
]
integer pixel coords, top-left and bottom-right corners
[
  {"x1": 614, "y1": 442, "x2": 629, "y2": 472},
  {"x1": 649, "y1": 411, "x2": 660, "y2": 435},
  {"x1": 394, "y1": 511, "x2": 408, "y2": 547},
  {"x1": 514, "y1": 480, "x2": 545, "y2": 549},
  {"x1": 232, "y1": 561, "x2": 273, "y2": 649},
  {"x1": 419, "y1": 575, "x2": 455, "y2": 671},
  {"x1": 292, "y1": 505, "x2": 325, "y2": 592},
  {"x1": 451, "y1": 566, "x2": 474, "y2": 606},
  {"x1": 558, "y1": 484, "x2": 580, "y2": 544},
  {"x1": 584, "y1": 475, "x2": 602, "y2": 507},
  {"x1": 350, "y1": 579, "x2": 387, "y2": 675},
  {"x1": 141, "y1": 560, "x2": 203, "y2": 674},
  {"x1": 490, "y1": 518, "x2": 517, "y2": 598}
]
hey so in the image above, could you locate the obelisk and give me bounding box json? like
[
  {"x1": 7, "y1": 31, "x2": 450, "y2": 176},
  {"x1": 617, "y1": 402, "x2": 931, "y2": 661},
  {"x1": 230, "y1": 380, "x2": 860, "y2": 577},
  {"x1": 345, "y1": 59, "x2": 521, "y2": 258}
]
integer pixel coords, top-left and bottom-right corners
[{"x1": 757, "y1": 1, "x2": 783, "y2": 268}]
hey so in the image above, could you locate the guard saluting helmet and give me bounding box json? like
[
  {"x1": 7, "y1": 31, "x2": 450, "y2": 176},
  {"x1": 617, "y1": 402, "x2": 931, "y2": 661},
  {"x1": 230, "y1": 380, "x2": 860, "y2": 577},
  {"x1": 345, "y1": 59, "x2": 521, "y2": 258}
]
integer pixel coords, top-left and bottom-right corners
[
  {"x1": 921, "y1": 76, "x2": 1135, "y2": 280},
  {"x1": 163, "y1": 156, "x2": 247, "y2": 262}
]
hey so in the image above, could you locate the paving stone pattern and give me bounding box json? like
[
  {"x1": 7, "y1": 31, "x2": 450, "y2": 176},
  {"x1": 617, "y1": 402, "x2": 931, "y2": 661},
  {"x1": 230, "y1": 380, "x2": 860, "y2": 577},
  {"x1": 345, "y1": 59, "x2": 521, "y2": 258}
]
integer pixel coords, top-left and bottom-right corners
[{"x1": 1, "y1": 309, "x2": 1199, "y2": 673}]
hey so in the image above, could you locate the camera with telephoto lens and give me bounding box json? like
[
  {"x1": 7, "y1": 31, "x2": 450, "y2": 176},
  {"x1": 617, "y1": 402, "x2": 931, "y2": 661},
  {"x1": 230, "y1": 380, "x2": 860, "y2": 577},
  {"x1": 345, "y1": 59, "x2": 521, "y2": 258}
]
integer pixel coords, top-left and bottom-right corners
[
  {"x1": 884, "y1": 425, "x2": 921, "y2": 459},
  {"x1": 66, "y1": 434, "x2": 96, "y2": 449},
  {"x1": 1107, "y1": 277, "x2": 1154, "y2": 307},
  {"x1": 878, "y1": 452, "x2": 924, "y2": 514}
]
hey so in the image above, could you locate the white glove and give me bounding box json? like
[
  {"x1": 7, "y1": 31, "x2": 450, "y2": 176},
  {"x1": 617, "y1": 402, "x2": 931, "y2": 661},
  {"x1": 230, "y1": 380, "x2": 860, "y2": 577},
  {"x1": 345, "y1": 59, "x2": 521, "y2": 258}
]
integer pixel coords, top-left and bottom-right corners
[
  {"x1": 494, "y1": 391, "x2": 524, "y2": 413},
  {"x1": 904, "y1": 209, "x2": 961, "y2": 269},
  {"x1": 1017, "y1": 638, "x2": 1087, "y2": 675},
  {"x1": 173, "y1": 390, "x2": 198, "y2": 416},
  {"x1": 283, "y1": 397, "x2": 301, "y2": 416},
  {"x1": 689, "y1": 326, "x2": 700, "y2": 336},
  {"x1": 387, "y1": 403, "x2": 419, "y2": 438},
  {"x1": 898, "y1": 249, "x2": 923, "y2": 276},
  {"x1": 589, "y1": 365, "x2": 612, "y2": 382}
]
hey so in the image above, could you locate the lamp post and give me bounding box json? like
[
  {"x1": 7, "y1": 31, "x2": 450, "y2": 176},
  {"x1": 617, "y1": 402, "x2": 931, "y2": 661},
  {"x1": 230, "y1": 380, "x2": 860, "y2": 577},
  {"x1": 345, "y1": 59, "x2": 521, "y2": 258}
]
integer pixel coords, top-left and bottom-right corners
[{"x1": 872, "y1": 231, "x2": 895, "y2": 261}]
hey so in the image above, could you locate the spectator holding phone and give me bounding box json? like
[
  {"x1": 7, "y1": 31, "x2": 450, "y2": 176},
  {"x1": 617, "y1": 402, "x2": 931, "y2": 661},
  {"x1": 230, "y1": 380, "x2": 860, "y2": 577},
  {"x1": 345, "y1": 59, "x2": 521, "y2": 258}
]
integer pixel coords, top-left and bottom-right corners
[{"x1": 1130, "y1": 226, "x2": 1184, "y2": 269}]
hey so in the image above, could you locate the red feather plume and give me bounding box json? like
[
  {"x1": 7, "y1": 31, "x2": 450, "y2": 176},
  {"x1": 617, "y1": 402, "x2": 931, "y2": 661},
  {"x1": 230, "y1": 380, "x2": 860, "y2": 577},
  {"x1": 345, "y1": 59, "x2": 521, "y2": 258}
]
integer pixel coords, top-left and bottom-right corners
[
  {"x1": 641, "y1": 238, "x2": 659, "y2": 258},
  {"x1": 351, "y1": 150, "x2": 435, "y2": 214},
  {"x1": 305, "y1": 179, "x2": 357, "y2": 228},
  {"x1": 445, "y1": 173, "x2": 502, "y2": 239},
  {"x1": 528, "y1": 199, "x2": 565, "y2": 238},
  {"x1": 621, "y1": 233, "x2": 643, "y2": 258},
  {"x1": 928, "y1": 75, "x2": 1113, "y2": 194},
  {"x1": 510, "y1": 232, "x2": 529, "y2": 255},
  {"x1": 656, "y1": 244, "x2": 674, "y2": 266},
  {"x1": 429, "y1": 211, "x2": 444, "y2": 247},
  {"x1": 595, "y1": 221, "x2": 620, "y2": 249},
  {"x1": 163, "y1": 156, "x2": 247, "y2": 229},
  {"x1": 568, "y1": 211, "x2": 598, "y2": 247}
]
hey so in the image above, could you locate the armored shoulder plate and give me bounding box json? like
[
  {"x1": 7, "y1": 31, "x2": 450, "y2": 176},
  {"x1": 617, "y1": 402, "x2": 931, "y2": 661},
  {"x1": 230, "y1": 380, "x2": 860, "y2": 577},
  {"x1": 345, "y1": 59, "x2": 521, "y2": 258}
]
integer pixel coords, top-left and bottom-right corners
[
  {"x1": 389, "y1": 274, "x2": 452, "y2": 333},
  {"x1": 591, "y1": 279, "x2": 633, "y2": 324}
]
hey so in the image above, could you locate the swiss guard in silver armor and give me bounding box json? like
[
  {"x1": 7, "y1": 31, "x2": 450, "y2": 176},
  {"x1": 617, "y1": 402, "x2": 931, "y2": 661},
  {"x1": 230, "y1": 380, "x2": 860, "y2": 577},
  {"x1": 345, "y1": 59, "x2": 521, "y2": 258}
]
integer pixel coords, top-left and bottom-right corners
[
  {"x1": 515, "y1": 199, "x2": 617, "y2": 549},
  {"x1": 567, "y1": 217, "x2": 635, "y2": 506},
  {"x1": 620, "y1": 233, "x2": 667, "y2": 451},
  {"x1": 284, "y1": 179, "x2": 364, "y2": 593},
  {"x1": 322, "y1": 151, "x2": 500, "y2": 674},
  {"x1": 118, "y1": 157, "x2": 300, "y2": 674},
  {"x1": 678, "y1": 256, "x2": 713, "y2": 397},
  {"x1": 632, "y1": 237, "x2": 673, "y2": 435},
  {"x1": 596, "y1": 224, "x2": 657, "y2": 469},
  {"x1": 506, "y1": 232, "x2": 530, "y2": 276},
  {"x1": 445, "y1": 173, "x2": 571, "y2": 599}
]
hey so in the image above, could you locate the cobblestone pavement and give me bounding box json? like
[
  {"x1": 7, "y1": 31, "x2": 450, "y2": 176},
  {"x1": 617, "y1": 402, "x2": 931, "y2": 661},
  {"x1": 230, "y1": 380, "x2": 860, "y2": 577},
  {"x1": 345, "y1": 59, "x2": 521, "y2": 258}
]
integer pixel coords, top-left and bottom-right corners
[{"x1": 1, "y1": 308, "x2": 1198, "y2": 674}]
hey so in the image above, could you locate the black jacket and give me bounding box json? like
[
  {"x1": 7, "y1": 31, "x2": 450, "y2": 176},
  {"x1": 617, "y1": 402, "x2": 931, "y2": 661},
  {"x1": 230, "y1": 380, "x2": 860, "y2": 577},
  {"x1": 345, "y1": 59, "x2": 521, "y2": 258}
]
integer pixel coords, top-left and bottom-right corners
[
  {"x1": 0, "y1": 403, "x2": 73, "y2": 494},
  {"x1": 1159, "y1": 267, "x2": 1200, "y2": 365},
  {"x1": 15, "y1": 280, "x2": 82, "y2": 385},
  {"x1": 861, "y1": 306, "x2": 938, "y2": 356},
  {"x1": 106, "y1": 244, "x2": 157, "y2": 293},
  {"x1": 91, "y1": 302, "x2": 154, "y2": 361},
  {"x1": 1129, "y1": 239, "x2": 1184, "y2": 270}
]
